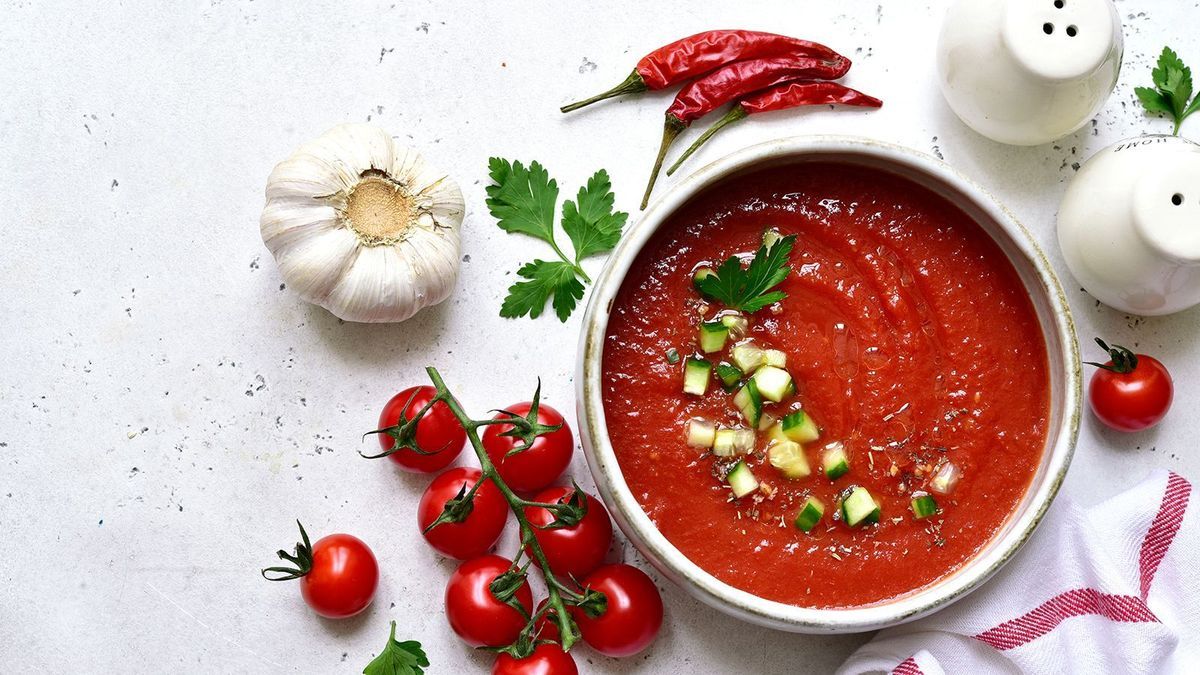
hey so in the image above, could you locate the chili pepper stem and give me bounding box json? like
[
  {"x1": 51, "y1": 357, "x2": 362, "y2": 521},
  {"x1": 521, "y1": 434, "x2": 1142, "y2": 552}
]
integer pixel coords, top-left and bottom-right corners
[
  {"x1": 666, "y1": 106, "x2": 748, "y2": 176},
  {"x1": 641, "y1": 116, "x2": 687, "y2": 210},
  {"x1": 560, "y1": 70, "x2": 648, "y2": 113}
]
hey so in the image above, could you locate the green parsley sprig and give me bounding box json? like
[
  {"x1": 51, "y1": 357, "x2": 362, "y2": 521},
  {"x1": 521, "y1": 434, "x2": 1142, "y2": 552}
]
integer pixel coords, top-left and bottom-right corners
[
  {"x1": 695, "y1": 234, "x2": 797, "y2": 313},
  {"x1": 1135, "y1": 46, "x2": 1200, "y2": 136},
  {"x1": 362, "y1": 621, "x2": 428, "y2": 675},
  {"x1": 486, "y1": 158, "x2": 628, "y2": 321}
]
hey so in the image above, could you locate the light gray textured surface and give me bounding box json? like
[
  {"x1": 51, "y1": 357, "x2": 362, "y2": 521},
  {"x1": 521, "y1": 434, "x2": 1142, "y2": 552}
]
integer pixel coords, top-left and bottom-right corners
[{"x1": 1, "y1": 1, "x2": 1197, "y2": 672}]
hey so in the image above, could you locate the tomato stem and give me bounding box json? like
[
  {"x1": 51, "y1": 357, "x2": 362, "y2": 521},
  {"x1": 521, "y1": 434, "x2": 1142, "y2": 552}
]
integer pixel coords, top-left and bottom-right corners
[
  {"x1": 360, "y1": 390, "x2": 449, "y2": 458},
  {"x1": 1084, "y1": 337, "x2": 1139, "y2": 374},
  {"x1": 423, "y1": 366, "x2": 585, "y2": 652},
  {"x1": 260, "y1": 520, "x2": 315, "y2": 581}
]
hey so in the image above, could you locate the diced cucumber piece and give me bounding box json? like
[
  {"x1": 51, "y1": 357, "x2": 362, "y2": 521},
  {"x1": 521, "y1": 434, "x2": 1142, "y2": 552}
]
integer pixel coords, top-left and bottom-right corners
[
  {"x1": 685, "y1": 419, "x2": 716, "y2": 448},
  {"x1": 840, "y1": 486, "x2": 880, "y2": 527},
  {"x1": 794, "y1": 496, "x2": 824, "y2": 533},
  {"x1": 665, "y1": 348, "x2": 680, "y2": 364},
  {"x1": 733, "y1": 380, "x2": 763, "y2": 426},
  {"x1": 768, "y1": 441, "x2": 811, "y2": 479},
  {"x1": 699, "y1": 321, "x2": 729, "y2": 353},
  {"x1": 692, "y1": 267, "x2": 716, "y2": 291},
  {"x1": 683, "y1": 358, "x2": 712, "y2": 396},
  {"x1": 911, "y1": 494, "x2": 938, "y2": 519},
  {"x1": 767, "y1": 422, "x2": 790, "y2": 445},
  {"x1": 731, "y1": 342, "x2": 766, "y2": 373},
  {"x1": 762, "y1": 228, "x2": 782, "y2": 250},
  {"x1": 751, "y1": 366, "x2": 794, "y2": 403},
  {"x1": 726, "y1": 461, "x2": 759, "y2": 498},
  {"x1": 822, "y1": 442, "x2": 850, "y2": 480},
  {"x1": 720, "y1": 313, "x2": 748, "y2": 338},
  {"x1": 764, "y1": 349, "x2": 787, "y2": 368},
  {"x1": 731, "y1": 428, "x2": 756, "y2": 455},
  {"x1": 781, "y1": 410, "x2": 820, "y2": 443},
  {"x1": 712, "y1": 429, "x2": 737, "y2": 457},
  {"x1": 929, "y1": 461, "x2": 961, "y2": 495},
  {"x1": 714, "y1": 362, "x2": 743, "y2": 390},
  {"x1": 757, "y1": 412, "x2": 776, "y2": 431}
]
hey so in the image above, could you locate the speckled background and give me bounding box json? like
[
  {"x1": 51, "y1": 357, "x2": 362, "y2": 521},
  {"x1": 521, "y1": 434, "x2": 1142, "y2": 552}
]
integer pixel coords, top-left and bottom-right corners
[{"x1": 2, "y1": 0, "x2": 1198, "y2": 672}]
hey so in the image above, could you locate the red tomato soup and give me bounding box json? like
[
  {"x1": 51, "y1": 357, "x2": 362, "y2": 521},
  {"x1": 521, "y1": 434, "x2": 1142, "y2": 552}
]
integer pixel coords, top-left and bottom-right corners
[{"x1": 601, "y1": 163, "x2": 1050, "y2": 608}]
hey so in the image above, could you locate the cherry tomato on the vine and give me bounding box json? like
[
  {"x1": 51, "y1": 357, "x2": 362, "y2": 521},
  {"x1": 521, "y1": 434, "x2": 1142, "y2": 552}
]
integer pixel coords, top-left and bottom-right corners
[
  {"x1": 482, "y1": 402, "x2": 573, "y2": 492},
  {"x1": 1086, "y1": 339, "x2": 1173, "y2": 432},
  {"x1": 418, "y1": 467, "x2": 508, "y2": 559},
  {"x1": 445, "y1": 555, "x2": 533, "y2": 647},
  {"x1": 532, "y1": 598, "x2": 563, "y2": 643},
  {"x1": 493, "y1": 643, "x2": 578, "y2": 675},
  {"x1": 571, "y1": 564, "x2": 662, "y2": 657},
  {"x1": 261, "y1": 522, "x2": 379, "y2": 619},
  {"x1": 376, "y1": 386, "x2": 466, "y2": 472},
  {"x1": 525, "y1": 487, "x2": 612, "y2": 579}
]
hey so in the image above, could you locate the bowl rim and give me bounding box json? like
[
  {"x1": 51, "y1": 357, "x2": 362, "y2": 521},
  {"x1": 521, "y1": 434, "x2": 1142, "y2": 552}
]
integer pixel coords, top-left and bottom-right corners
[{"x1": 576, "y1": 135, "x2": 1081, "y2": 633}]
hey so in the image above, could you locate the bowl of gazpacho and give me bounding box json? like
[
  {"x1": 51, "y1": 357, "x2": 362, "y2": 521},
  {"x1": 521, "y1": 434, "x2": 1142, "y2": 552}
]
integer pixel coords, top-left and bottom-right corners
[{"x1": 576, "y1": 136, "x2": 1081, "y2": 632}]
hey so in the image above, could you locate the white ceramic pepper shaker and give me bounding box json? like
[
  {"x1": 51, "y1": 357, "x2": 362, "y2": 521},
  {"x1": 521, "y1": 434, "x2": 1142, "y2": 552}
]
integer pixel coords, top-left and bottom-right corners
[
  {"x1": 1058, "y1": 135, "x2": 1200, "y2": 315},
  {"x1": 936, "y1": 0, "x2": 1122, "y2": 146}
]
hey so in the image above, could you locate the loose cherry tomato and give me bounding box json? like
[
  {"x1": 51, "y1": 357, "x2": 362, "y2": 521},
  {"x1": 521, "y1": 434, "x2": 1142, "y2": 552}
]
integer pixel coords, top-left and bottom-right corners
[
  {"x1": 493, "y1": 643, "x2": 578, "y2": 675},
  {"x1": 525, "y1": 487, "x2": 612, "y2": 579},
  {"x1": 262, "y1": 522, "x2": 379, "y2": 619},
  {"x1": 482, "y1": 402, "x2": 573, "y2": 492},
  {"x1": 445, "y1": 555, "x2": 533, "y2": 647},
  {"x1": 418, "y1": 467, "x2": 508, "y2": 559},
  {"x1": 375, "y1": 386, "x2": 466, "y2": 472},
  {"x1": 1087, "y1": 339, "x2": 1173, "y2": 432},
  {"x1": 571, "y1": 564, "x2": 662, "y2": 657}
]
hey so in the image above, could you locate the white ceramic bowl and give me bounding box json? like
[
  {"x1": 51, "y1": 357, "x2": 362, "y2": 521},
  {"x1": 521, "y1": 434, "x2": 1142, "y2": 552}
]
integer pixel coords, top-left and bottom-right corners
[{"x1": 576, "y1": 136, "x2": 1082, "y2": 633}]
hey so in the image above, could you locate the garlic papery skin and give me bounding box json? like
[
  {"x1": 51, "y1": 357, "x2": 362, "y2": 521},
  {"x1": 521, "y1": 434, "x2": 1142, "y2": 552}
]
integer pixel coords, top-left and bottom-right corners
[{"x1": 260, "y1": 123, "x2": 464, "y2": 323}]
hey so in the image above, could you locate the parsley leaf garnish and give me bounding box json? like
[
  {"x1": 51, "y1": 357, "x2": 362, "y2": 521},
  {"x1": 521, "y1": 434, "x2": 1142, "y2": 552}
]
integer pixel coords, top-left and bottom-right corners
[
  {"x1": 695, "y1": 234, "x2": 796, "y2": 313},
  {"x1": 562, "y1": 170, "x2": 628, "y2": 259},
  {"x1": 487, "y1": 159, "x2": 627, "y2": 321},
  {"x1": 362, "y1": 621, "x2": 428, "y2": 675},
  {"x1": 1135, "y1": 46, "x2": 1200, "y2": 136},
  {"x1": 500, "y1": 260, "x2": 586, "y2": 322},
  {"x1": 486, "y1": 158, "x2": 559, "y2": 241}
]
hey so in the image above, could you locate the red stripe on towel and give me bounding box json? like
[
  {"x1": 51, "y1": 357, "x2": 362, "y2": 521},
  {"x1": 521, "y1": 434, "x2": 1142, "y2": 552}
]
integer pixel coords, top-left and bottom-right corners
[
  {"x1": 974, "y1": 588, "x2": 1158, "y2": 651},
  {"x1": 891, "y1": 656, "x2": 923, "y2": 675},
  {"x1": 1139, "y1": 472, "x2": 1191, "y2": 599}
]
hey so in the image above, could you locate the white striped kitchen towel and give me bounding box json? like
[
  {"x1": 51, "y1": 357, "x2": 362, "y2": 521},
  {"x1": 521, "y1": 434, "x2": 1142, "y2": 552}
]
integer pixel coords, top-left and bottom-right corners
[{"x1": 838, "y1": 470, "x2": 1197, "y2": 674}]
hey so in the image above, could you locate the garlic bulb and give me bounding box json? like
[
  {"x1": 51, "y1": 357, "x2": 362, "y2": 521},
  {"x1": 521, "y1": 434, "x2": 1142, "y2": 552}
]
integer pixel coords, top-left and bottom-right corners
[{"x1": 260, "y1": 123, "x2": 464, "y2": 323}]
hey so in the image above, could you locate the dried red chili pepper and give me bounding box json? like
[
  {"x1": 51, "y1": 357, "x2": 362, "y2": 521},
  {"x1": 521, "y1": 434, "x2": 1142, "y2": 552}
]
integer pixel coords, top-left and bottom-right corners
[
  {"x1": 641, "y1": 55, "x2": 851, "y2": 209},
  {"x1": 666, "y1": 81, "x2": 882, "y2": 175},
  {"x1": 560, "y1": 30, "x2": 844, "y2": 113}
]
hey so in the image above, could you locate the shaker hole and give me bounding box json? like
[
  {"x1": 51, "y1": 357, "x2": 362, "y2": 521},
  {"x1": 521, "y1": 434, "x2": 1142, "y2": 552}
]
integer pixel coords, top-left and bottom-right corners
[
  {"x1": 1066, "y1": 25, "x2": 1078, "y2": 37},
  {"x1": 1043, "y1": 23, "x2": 1055, "y2": 35},
  {"x1": 1054, "y1": 0, "x2": 1064, "y2": 7},
  {"x1": 1172, "y1": 193, "x2": 1184, "y2": 206}
]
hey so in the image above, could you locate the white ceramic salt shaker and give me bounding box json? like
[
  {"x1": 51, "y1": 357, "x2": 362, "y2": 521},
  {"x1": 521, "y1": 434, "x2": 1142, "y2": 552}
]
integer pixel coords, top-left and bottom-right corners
[
  {"x1": 1058, "y1": 135, "x2": 1200, "y2": 315},
  {"x1": 936, "y1": 0, "x2": 1122, "y2": 146}
]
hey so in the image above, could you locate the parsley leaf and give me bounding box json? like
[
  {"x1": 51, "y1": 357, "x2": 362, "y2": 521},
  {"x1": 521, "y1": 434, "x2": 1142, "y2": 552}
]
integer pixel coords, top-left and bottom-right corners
[
  {"x1": 695, "y1": 234, "x2": 796, "y2": 313},
  {"x1": 562, "y1": 169, "x2": 628, "y2": 259},
  {"x1": 485, "y1": 158, "x2": 559, "y2": 241},
  {"x1": 362, "y1": 622, "x2": 428, "y2": 675},
  {"x1": 500, "y1": 260, "x2": 586, "y2": 322},
  {"x1": 1136, "y1": 46, "x2": 1198, "y2": 135},
  {"x1": 488, "y1": 159, "x2": 627, "y2": 321}
]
